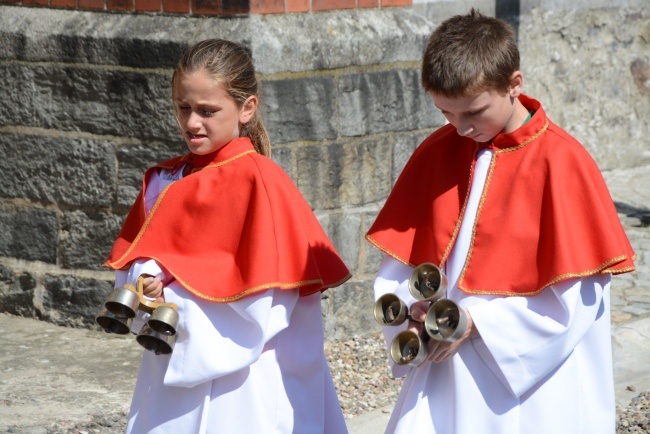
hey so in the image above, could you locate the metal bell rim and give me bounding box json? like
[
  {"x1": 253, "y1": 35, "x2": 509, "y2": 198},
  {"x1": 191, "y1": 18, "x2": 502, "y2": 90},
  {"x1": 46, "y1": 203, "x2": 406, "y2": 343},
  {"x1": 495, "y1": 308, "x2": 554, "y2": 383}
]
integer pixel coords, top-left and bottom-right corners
[{"x1": 137, "y1": 325, "x2": 176, "y2": 355}]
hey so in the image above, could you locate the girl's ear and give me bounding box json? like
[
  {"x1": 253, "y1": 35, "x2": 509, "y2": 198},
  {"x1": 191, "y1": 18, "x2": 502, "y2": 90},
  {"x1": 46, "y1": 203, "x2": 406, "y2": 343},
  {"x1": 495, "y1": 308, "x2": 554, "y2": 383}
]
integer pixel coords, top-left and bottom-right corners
[
  {"x1": 509, "y1": 71, "x2": 524, "y2": 98},
  {"x1": 239, "y1": 96, "x2": 258, "y2": 125}
]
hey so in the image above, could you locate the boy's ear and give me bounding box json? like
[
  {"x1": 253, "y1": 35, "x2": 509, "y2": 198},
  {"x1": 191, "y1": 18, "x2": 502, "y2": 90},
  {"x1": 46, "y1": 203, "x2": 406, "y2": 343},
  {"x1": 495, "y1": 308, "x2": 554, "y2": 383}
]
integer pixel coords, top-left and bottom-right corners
[
  {"x1": 239, "y1": 96, "x2": 258, "y2": 125},
  {"x1": 508, "y1": 71, "x2": 524, "y2": 97}
]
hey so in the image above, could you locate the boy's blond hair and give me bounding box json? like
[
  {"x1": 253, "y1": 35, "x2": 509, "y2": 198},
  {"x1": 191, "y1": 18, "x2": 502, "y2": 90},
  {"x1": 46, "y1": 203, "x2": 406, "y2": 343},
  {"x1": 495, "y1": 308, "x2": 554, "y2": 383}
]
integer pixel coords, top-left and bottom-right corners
[{"x1": 421, "y1": 9, "x2": 519, "y2": 97}]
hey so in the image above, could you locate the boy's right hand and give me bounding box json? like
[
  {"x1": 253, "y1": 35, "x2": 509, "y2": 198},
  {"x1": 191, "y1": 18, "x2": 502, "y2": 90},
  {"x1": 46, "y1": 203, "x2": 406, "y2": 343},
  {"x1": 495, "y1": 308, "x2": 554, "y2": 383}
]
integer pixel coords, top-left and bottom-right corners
[
  {"x1": 406, "y1": 301, "x2": 474, "y2": 364},
  {"x1": 142, "y1": 274, "x2": 165, "y2": 303}
]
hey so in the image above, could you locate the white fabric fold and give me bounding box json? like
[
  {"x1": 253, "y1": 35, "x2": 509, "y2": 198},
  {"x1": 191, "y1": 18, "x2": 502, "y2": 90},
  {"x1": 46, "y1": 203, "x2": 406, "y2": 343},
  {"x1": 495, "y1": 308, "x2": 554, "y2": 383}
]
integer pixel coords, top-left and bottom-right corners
[
  {"x1": 163, "y1": 282, "x2": 297, "y2": 388},
  {"x1": 375, "y1": 145, "x2": 615, "y2": 433}
]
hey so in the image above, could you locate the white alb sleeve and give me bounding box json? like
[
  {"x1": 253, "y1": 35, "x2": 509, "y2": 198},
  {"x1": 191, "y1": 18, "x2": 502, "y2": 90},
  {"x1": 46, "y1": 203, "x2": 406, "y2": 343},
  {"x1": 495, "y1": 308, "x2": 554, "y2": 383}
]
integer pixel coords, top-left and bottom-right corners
[
  {"x1": 161, "y1": 281, "x2": 299, "y2": 388},
  {"x1": 373, "y1": 255, "x2": 419, "y2": 379},
  {"x1": 468, "y1": 273, "x2": 611, "y2": 398}
]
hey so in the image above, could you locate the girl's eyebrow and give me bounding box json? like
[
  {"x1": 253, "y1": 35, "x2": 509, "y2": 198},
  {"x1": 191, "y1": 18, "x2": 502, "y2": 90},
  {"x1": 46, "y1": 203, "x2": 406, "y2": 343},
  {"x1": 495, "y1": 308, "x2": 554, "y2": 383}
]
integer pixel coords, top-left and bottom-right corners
[{"x1": 174, "y1": 99, "x2": 222, "y2": 109}]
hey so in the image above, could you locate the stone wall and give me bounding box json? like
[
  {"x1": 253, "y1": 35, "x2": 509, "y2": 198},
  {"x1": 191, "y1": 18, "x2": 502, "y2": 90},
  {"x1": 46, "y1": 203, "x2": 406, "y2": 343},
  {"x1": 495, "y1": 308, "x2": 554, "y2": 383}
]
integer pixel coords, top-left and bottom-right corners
[
  {"x1": 0, "y1": 0, "x2": 412, "y2": 16},
  {"x1": 519, "y1": 6, "x2": 650, "y2": 169},
  {"x1": 0, "y1": 1, "x2": 648, "y2": 339}
]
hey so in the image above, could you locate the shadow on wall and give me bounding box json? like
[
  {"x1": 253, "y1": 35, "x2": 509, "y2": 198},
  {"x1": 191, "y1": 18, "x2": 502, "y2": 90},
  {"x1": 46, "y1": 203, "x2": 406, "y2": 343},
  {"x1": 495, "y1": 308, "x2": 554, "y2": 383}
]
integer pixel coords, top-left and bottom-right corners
[{"x1": 496, "y1": 0, "x2": 520, "y2": 36}]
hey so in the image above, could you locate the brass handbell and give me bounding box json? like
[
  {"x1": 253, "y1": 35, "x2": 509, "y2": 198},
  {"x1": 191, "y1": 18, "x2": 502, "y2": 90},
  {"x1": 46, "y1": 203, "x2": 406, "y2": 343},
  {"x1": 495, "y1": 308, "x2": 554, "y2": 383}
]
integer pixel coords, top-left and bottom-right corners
[
  {"x1": 96, "y1": 284, "x2": 139, "y2": 334},
  {"x1": 103, "y1": 285, "x2": 140, "y2": 318},
  {"x1": 136, "y1": 324, "x2": 176, "y2": 355},
  {"x1": 147, "y1": 305, "x2": 179, "y2": 336},
  {"x1": 408, "y1": 263, "x2": 447, "y2": 302},
  {"x1": 136, "y1": 304, "x2": 179, "y2": 355},
  {"x1": 95, "y1": 306, "x2": 132, "y2": 335},
  {"x1": 133, "y1": 277, "x2": 179, "y2": 355},
  {"x1": 373, "y1": 293, "x2": 409, "y2": 326},
  {"x1": 424, "y1": 299, "x2": 468, "y2": 342},
  {"x1": 96, "y1": 275, "x2": 179, "y2": 355},
  {"x1": 390, "y1": 330, "x2": 428, "y2": 366}
]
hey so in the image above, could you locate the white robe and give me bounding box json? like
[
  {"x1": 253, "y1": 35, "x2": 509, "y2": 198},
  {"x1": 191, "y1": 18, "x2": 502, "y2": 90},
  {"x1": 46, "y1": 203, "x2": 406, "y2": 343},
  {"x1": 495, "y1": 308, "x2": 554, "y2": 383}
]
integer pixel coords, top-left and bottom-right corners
[
  {"x1": 115, "y1": 166, "x2": 347, "y2": 434},
  {"x1": 375, "y1": 148, "x2": 615, "y2": 434}
]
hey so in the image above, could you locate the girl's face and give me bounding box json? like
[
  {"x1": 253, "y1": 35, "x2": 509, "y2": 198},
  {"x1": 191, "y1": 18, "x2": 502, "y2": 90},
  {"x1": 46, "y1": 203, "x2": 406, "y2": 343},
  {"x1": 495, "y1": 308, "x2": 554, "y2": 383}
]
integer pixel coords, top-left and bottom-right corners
[{"x1": 174, "y1": 69, "x2": 256, "y2": 155}]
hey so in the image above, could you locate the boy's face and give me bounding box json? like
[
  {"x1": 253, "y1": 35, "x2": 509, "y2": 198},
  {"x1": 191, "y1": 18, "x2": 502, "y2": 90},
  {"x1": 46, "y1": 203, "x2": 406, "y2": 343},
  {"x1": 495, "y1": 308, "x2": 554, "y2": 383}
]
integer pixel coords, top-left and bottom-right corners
[
  {"x1": 174, "y1": 69, "x2": 256, "y2": 155},
  {"x1": 430, "y1": 73, "x2": 526, "y2": 143}
]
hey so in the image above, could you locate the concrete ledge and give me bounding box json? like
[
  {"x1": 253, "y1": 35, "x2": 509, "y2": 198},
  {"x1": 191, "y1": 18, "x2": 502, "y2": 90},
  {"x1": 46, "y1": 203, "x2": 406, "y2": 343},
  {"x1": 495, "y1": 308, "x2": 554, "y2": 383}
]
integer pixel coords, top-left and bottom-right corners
[{"x1": 0, "y1": 5, "x2": 433, "y2": 73}]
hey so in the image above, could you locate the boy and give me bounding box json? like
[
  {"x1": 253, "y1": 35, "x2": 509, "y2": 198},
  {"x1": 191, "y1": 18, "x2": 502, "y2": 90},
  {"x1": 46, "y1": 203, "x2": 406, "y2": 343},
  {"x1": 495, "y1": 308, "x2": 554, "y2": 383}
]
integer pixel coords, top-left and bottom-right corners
[{"x1": 366, "y1": 9, "x2": 635, "y2": 434}]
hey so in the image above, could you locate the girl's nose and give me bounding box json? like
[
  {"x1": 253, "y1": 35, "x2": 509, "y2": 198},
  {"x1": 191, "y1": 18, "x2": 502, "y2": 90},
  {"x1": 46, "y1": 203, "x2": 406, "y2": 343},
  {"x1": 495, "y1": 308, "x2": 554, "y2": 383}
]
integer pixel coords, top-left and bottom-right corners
[{"x1": 185, "y1": 111, "x2": 202, "y2": 130}]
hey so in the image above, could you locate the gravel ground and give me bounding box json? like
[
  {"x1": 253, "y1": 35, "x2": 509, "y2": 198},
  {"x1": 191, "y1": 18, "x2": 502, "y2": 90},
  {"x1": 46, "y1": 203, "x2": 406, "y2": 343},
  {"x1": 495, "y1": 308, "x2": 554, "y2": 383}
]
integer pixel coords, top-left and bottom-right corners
[
  {"x1": 329, "y1": 335, "x2": 650, "y2": 433},
  {"x1": 26, "y1": 334, "x2": 648, "y2": 434},
  {"x1": 326, "y1": 333, "x2": 403, "y2": 419}
]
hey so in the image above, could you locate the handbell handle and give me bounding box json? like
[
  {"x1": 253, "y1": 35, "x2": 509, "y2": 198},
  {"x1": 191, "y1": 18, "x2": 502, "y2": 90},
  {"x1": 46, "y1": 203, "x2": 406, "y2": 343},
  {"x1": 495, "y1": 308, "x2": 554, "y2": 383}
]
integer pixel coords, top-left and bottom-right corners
[{"x1": 124, "y1": 275, "x2": 178, "y2": 315}]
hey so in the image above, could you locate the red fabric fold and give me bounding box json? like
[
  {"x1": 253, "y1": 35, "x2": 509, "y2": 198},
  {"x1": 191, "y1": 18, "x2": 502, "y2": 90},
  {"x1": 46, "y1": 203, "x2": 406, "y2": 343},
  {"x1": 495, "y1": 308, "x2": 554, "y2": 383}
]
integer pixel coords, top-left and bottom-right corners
[
  {"x1": 366, "y1": 95, "x2": 635, "y2": 296},
  {"x1": 105, "y1": 137, "x2": 351, "y2": 302}
]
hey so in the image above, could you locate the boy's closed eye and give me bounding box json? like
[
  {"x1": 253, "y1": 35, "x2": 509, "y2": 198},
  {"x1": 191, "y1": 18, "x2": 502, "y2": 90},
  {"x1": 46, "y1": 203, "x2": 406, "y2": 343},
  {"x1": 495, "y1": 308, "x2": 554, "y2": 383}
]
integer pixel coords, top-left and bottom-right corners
[{"x1": 438, "y1": 107, "x2": 487, "y2": 118}]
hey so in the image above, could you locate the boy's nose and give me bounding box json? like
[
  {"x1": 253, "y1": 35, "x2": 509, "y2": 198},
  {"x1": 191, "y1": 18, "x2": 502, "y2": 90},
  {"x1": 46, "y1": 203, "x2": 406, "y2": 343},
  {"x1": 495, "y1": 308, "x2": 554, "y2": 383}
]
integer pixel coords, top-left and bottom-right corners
[{"x1": 457, "y1": 123, "x2": 474, "y2": 137}]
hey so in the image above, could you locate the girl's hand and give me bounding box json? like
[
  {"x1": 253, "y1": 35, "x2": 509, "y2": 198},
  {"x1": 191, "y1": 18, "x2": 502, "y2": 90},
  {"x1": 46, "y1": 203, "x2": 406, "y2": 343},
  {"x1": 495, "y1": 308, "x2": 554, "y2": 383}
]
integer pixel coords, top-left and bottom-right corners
[{"x1": 142, "y1": 274, "x2": 165, "y2": 303}]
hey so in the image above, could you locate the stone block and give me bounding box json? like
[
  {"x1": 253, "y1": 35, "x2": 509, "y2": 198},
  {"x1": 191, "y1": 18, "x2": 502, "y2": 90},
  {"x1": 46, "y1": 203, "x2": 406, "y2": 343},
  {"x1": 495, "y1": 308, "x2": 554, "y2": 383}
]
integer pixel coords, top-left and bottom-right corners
[
  {"x1": 270, "y1": 146, "x2": 294, "y2": 181},
  {"x1": 116, "y1": 142, "x2": 185, "y2": 208},
  {"x1": 0, "y1": 7, "x2": 200, "y2": 68},
  {"x1": 319, "y1": 211, "x2": 363, "y2": 274},
  {"x1": 0, "y1": 205, "x2": 58, "y2": 263},
  {"x1": 326, "y1": 278, "x2": 377, "y2": 339},
  {"x1": 42, "y1": 274, "x2": 114, "y2": 327},
  {"x1": 0, "y1": 132, "x2": 116, "y2": 207},
  {"x1": 0, "y1": 265, "x2": 37, "y2": 317},
  {"x1": 262, "y1": 77, "x2": 338, "y2": 144},
  {"x1": 0, "y1": 6, "x2": 432, "y2": 73},
  {"x1": 338, "y1": 69, "x2": 443, "y2": 137},
  {"x1": 361, "y1": 210, "x2": 384, "y2": 274},
  {"x1": 0, "y1": 64, "x2": 177, "y2": 141},
  {"x1": 202, "y1": 9, "x2": 432, "y2": 74},
  {"x1": 60, "y1": 211, "x2": 125, "y2": 270},
  {"x1": 295, "y1": 136, "x2": 392, "y2": 209},
  {"x1": 519, "y1": 7, "x2": 650, "y2": 169},
  {"x1": 413, "y1": 0, "x2": 495, "y2": 22},
  {"x1": 392, "y1": 130, "x2": 434, "y2": 186}
]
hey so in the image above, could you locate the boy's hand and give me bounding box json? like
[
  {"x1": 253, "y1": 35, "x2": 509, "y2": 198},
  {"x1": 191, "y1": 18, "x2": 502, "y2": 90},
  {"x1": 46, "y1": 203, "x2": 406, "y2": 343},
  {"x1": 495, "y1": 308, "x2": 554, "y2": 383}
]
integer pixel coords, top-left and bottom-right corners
[
  {"x1": 142, "y1": 274, "x2": 165, "y2": 303},
  {"x1": 423, "y1": 307, "x2": 475, "y2": 363},
  {"x1": 407, "y1": 303, "x2": 476, "y2": 364}
]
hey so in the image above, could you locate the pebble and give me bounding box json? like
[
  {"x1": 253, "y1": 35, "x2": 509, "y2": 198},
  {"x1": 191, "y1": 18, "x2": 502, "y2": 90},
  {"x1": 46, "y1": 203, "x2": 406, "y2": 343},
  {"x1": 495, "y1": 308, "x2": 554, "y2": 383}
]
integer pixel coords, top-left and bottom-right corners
[{"x1": 615, "y1": 392, "x2": 650, "y2": 433}]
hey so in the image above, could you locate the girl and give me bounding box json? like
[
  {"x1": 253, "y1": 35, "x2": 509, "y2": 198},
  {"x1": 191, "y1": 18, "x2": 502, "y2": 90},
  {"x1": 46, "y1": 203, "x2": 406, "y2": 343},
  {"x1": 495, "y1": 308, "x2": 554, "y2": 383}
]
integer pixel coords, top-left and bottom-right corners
[{"x1": 105, "y1": 39, "x2": 351, "y2": 434}]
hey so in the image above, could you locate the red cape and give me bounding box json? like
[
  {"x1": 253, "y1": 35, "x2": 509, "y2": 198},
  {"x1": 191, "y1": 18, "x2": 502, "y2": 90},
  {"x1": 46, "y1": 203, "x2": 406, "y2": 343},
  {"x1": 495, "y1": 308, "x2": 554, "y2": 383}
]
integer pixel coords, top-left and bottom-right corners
[
  {"x1": 366, "y1": 95, "x2": 635, "y2": 296},
  {"x1": 105, "y1": 137, "x2": 351, "y2": 302}
]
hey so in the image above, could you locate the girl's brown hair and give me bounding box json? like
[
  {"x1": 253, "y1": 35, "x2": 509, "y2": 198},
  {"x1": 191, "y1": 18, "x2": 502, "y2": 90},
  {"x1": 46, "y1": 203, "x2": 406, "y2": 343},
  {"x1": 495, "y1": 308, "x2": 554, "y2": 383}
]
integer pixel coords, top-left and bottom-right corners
[
  {"x1": 421, "y1": 9, "x2": 519, "y2": 97},
  {"x1": 172, "y1": 39, "x2": 271, "y2": 157}
]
